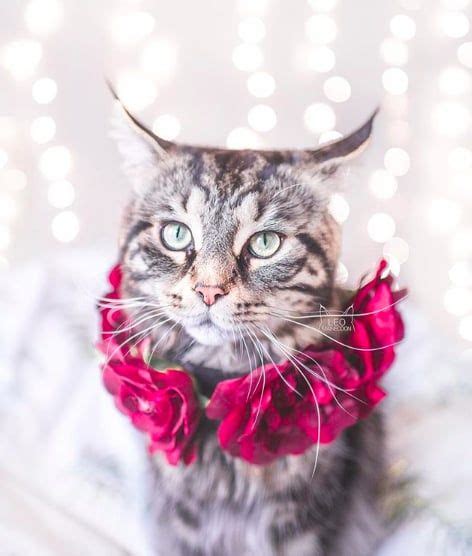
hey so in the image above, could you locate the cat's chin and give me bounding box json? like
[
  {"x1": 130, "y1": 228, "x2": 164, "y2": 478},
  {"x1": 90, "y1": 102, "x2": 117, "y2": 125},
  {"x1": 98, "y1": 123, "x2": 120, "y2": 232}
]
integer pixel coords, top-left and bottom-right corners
[{"x1": 185, "y1": 322, "x2": 232, "y2": 346}]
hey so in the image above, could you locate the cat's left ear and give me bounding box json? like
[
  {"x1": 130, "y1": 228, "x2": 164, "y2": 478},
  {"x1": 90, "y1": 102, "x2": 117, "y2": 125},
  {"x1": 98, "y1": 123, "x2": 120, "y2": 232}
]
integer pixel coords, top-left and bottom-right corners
[
  {"x1": 108, "y1": 83, "x2": 176, "y2": 193},
  {"x1": 301, "y1": 109, "x2": 378, "y2": 175}
]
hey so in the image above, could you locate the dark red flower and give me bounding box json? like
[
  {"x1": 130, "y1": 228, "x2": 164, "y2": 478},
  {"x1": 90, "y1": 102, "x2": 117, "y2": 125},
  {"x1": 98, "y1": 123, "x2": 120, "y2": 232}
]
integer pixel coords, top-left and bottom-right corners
[
  {"x1": 98, "y1": 265, "x2": 201, "y2": 465},
  {"x1": 206, "y1": 260, "x2": 405, "y2": 465},
  {"x1": 103, "y1": 361, "x2": 201, "y2": 465},
  {"x1": 347, "y1": 259, "x2": 405, "y2": 379}
]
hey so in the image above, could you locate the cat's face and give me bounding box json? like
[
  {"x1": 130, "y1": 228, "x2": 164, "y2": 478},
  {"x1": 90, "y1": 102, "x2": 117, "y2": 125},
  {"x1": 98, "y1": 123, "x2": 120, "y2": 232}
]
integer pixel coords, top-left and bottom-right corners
[{"x1": 112, "y1": 100, "x2": 375, "y2": 347}]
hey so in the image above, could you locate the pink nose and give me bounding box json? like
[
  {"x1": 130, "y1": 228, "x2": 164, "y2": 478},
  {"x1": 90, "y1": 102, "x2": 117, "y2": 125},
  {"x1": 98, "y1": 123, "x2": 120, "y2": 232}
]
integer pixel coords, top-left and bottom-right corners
[{"x1": 195, "y1": 285, "x2": 227, "y2": 306}]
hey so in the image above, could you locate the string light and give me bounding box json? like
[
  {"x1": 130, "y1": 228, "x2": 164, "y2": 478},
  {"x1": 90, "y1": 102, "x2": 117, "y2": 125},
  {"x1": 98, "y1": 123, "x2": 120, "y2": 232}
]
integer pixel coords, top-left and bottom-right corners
[
  {"x1": 306, "y1": 46, "x2": 336, "y2": 73},
  {"x1": 367, "y1": 213, "x2": 396, "y2": 243},
  {"x1": 323, "y1": 76, "x2": 351, "y2": 103},
  {"x1": 444, "y1": 287, "x2": 472, "y2": 315},
  {"x1": 47, "y1": 180, "x2": 75, "y2": 209},
  {"x1": 428, "y1": 198, "x2": 462, "y2": 234},
  {"x1": 440, "y1": 11, "x2": 470, "y2": 38},
  {"x1": 383, "y1": 236, "x2": 409, "y2": 264},
  {"x1": 247, "y1": 72, "x2": 276, "y2": 97},
  {"x1": 384, "y1": 147, "x2": 410, "y2": 176},
  {"x1": 39, "y1": 145, "x2": 72, "y2": 180},
  {"x1": 226, "y1": 127, "x2": 262, "y2": 149},
  {"x1": 232, "y1": 43, "x2": 264, "y2": 71},
  {"x1": 152, "y1": 115, "x2": 181, "y2": 140},
  {"x1": 431, "y1": 101, "x2": 471, "y2": 135},
  {"x1": 32, "y1": 78, "x2": 57, "y2": 104},
  {"x1": 438, "y1": 66, "x2": 472, "y2": 95},
  {"x1": 329, "y1": 193, "x2": 350, "y2": 223},
  {"x1": 305, "y1": 15, "x2": 338, "y2": 44},
  {"x1": 2, "y1": 40, "x2": 43, "y2": 80},
  {"x1": 458, "y1": 314, "x2": 472, "y2": 341},
  {"x1": 30, "y1": 116, "x2": 56, "y2": 144},
  {"x1": 0, "y1": 169, "x2": 27, "y2": 191},
  {"x1": 448, "y1": 146, "x2": 472, "y2": 170},
  {"x1": 449, "y1": 261, "x2": 472, "y2": 287},
  {"x1": 390, "y1": 14, "x2": 416, "y2": 40},
  {"x1": 304, "y1": 102, "x2": 336, "y2": 134},
  {"x1": 0, "y1": 225, "x2": 11, "y2": 250},
  {"x1": 382, "y1": 68, "x2": 409, "y2": 95},
  {"x1": 139, "y1": 39, "x2": 178, "y2": 83},
  {"x1": 116, "y1": 71, "x2": 157, "y2": 111},
  {"x1": 318, "y1": 130, "x2": 342, "y2": 144},
  {"x1": 51, "y1": 210, "x2": 79, "y2": 242},
  {"x1": 457, "y1": 41, "x2": 472, "y2": 68},
  {"x1": 0, "y1": 193, "x2": 18, "y2": 223},
  {"x1": 238, "y1": 18, "x2": 266, "y2": 43},
  {"x1": 110, "y1": 11, "x2": 155, "y2": 46},
  {"x1": 369, "y1": 169, "x2": 398, "y2": 199},
  {"x1": 247, "y1": 104, "x2": 277, "y2": 132},
  {"x1": 0, "y1": 150, "x2": 8, "y2": 169},
  {"x1": 24, "y1": 0, "x2": 64, "y2": 36},
  {"x1": 380, "y1": 38, "x2": 409, "y2": 66}
]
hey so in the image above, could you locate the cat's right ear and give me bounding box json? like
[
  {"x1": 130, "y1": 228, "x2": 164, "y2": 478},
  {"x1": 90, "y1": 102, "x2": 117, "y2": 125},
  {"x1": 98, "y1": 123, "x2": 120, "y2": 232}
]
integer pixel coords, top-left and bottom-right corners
[{"x1": 108, "y1": 82, "x2": 174, "y2": 194}]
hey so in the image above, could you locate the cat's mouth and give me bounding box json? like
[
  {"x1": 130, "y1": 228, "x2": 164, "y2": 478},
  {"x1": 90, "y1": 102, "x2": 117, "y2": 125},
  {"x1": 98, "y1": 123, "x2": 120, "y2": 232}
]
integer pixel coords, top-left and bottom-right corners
[{"x1": 182, "y1": 314, "x2": 235, "y2": 346}]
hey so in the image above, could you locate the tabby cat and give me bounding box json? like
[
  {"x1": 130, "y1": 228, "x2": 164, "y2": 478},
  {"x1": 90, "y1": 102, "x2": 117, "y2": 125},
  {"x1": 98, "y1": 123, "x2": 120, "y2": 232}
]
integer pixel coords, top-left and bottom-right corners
[{"x1": 110, "y1": 94, "x2": 385, "y2": 556}]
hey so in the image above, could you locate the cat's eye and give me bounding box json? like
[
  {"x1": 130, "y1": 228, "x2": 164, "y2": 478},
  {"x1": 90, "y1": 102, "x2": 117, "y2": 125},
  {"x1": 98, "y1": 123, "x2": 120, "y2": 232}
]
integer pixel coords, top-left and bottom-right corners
[
  {"x1": 161, "y1": 222, "x2": 193, "y2": 251},
  {"x1": 248, "y1": 231, "x2": 281, "y2": 258}
]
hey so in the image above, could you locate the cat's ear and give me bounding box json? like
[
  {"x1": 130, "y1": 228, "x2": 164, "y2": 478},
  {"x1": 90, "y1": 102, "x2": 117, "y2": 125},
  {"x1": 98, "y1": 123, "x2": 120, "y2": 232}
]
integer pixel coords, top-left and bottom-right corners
[
  {"x1": 108, "y1": 83, "x2": 175, "y2": 193},
  {"x1": 300, "y1": 109, "x2": 378, "y2": 175}
]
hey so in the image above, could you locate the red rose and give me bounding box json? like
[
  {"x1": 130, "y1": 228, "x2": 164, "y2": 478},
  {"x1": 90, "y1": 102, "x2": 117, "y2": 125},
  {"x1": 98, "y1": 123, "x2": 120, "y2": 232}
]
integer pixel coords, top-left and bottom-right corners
[
  {"x1": 347, "y1": 259, "x2": 405, "y2": 379},
  {"x1": 206, "y1": 260, "x2": 404, "y2": 465},
  {"x1": 103, "y1": 360, "x2": 201, "y2": 465},
  {"x1": 206, "y1": 349, "x2": 379, "y2": 465}
]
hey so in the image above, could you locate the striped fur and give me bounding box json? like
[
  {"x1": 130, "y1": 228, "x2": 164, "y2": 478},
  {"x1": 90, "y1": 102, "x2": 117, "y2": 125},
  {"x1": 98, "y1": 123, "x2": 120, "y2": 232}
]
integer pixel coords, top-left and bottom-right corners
[{"x1": 111, "y1": 100, "x2": 384, "y2": 555}]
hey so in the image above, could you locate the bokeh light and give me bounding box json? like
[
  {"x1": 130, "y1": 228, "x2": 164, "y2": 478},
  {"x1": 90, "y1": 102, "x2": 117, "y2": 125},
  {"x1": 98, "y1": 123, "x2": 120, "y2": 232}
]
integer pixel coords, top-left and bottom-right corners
[
  {"x1": 304, "y1": 102, "x2": 336, "y2": 134},
  {"x1": 226, "y1": 127, "x2": 262, "y2": 149},
  {"x1": 139, "y1": 39, "x2": 178, "y2": 83},
  {"x1": 247, "y1": 72, "x2": 276, "y2": 98},
  {"x1": 110, "y1": 11, "x2": 155, "y2": 45},
  {"x1": 306, "y1": 46, "x2": 336, "y2": 73},
  {"x1": 432, "y1": 101, "x2": 471, "y2": 135},
  {"x1": 2, "y1": 40, "x2": 42, "y2": 80},
  {"x1": 369, "y1": 169, "x2": 398, "y2": 199},
  {"x1": 440, "y1": 11, "x2": 470, "y2": 38},
  {"x1": 232, "y1": 44, "x2": 264, "y2": 71},
  {"x1": 459, "y1": 314, "x2": 472, "y2": 341},
  {"x1": 448, "y1": 146, "x2": 472, "y2": 170},
  {"x1": 39, "y1": 145, "x2": 72, "y2": 180},
  {"x1": 438, "y1": 66, "x2": 472, "y2": 95},
  {"x1": 383, "y1": 236, "x2": 409, "y2": 264},
  {"x1": 152, "y1": 114, "x2": 181, "y2": 140},
  {"x1": 380, "y1": 38, "x2": 409, "y2": 66},
  {"x1": 428, "y1": 198, "x2": 462, "y2": 234},
  {"x1": 30, "y1": 116, "x2": 56, "y2": 144},
  {"x1": 47, "y1": 180, "x2": 75, "y2": 209},
  {"x1": 457, "y1": 41, "x2": 472, "y2": 68},
  {"x1": 32, "y1": 78, "x2": 58, "y2": 104},
  {"x1": 238, "y1": 17, "x2": 266, "y2": 43},
  {"x1": 390, "y1": 14, "x2": 416, "y2": 40},
  {"x1": 367, "y1": 213, "x2": 396, "y2": 243},
  {"x1": 329, "y1": 193, "x2": 350, "y2": 223},
  {"x1": 382, "y1": 68, "x2": 409, "y2": 95},
  {"x1": 384, "y1": 147, "x2": 410, "y2": 176},
  {"x1": 323, "y1": 76, "x2": 351, "y2": 103},
  {"x1": 24, "y1": 0, "x2": 64, "y2": 35},
  {"x1": 116, "y1": 71, "x2": 157, "y2": 111},
  {"x1": 51, "y1": 210, "x2": 79, "y2": 242},
  {"x1": 247, "y1": 104, "x2": 277, "y2": 132},
  {"x1": 305, "y1": 15, "x2": 338, "y2": 44}
]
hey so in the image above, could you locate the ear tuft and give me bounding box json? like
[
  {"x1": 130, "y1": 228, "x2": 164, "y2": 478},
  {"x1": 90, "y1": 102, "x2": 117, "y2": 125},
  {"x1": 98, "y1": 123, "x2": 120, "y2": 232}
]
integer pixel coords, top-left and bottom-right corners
[{"x1": 108, "y1": 82, "x2": 170, "y2": 194}]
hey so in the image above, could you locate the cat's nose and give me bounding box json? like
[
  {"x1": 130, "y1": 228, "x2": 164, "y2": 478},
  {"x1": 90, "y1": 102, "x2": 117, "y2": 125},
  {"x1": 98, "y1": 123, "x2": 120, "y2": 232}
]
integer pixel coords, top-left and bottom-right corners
[{"x1": 195, "y1": 285, "x2": 227, "y2": 306}]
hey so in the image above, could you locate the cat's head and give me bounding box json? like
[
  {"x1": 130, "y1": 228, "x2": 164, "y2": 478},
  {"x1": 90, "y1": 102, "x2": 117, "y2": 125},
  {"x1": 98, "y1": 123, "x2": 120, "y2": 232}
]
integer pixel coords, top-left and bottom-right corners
[{"x1": 111, "y1": 94, "x2": 375, "y2": 347}]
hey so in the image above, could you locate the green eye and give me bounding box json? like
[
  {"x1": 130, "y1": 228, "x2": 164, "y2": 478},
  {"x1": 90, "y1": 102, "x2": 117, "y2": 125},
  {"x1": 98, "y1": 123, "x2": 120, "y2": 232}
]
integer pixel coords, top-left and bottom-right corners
[
  {"x1": 161, "y1": 222, "x2": 193, "y2": 251},
  {"x1": 248, "y1": 231, "x2": 281, "y2": 258}
]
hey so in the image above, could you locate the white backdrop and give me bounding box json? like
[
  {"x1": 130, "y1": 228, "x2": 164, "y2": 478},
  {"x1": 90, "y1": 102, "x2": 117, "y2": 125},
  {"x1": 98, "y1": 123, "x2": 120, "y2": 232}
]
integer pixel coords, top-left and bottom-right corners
[{"x1": 1, "y1": 0, "x2": 472, "y2": 353}]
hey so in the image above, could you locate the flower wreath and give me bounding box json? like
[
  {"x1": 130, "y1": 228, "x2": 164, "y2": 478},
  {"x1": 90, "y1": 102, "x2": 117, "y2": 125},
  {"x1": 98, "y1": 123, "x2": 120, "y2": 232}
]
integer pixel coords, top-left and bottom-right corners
[{"x1": 97, "y1": 260, "x2": 405, "y2": 466}]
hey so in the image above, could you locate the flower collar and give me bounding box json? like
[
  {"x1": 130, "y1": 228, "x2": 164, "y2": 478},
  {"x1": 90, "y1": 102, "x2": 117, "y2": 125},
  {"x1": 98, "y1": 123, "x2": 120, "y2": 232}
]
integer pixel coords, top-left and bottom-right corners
[{"x1": 97, "y1": 261, "x2": 406, "y2": 466}]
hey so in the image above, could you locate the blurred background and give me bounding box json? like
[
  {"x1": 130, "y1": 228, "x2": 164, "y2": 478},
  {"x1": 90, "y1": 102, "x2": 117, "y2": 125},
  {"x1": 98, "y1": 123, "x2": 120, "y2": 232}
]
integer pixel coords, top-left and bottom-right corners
[{"x1": 0, "y1": 0, "x2": 471, "y2": 554}]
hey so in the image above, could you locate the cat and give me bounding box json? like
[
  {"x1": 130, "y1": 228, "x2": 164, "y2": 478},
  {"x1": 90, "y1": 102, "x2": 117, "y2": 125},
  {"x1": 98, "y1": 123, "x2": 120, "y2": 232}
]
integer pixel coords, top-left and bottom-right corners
[{"x1": 110, "y1": 92, "x2": 385, "y2": 556}]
